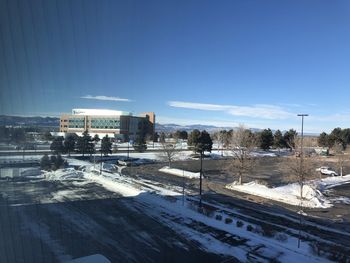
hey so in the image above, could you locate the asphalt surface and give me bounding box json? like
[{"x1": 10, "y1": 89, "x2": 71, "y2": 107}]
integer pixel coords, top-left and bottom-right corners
[{"x1": 0, "y1": 180, "x2": 230, "y2": 263}]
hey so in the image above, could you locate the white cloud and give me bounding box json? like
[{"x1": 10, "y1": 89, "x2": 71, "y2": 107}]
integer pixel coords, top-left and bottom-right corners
[
  {"x1": 168, "y1": 101, "x2": 295, "y2": 120},
  {"x1": 157, "y1": 115, "x2": 239, "y2": 127},
  {"x1": 81, "y1": 95, "x2": 131, "y2": 102}
]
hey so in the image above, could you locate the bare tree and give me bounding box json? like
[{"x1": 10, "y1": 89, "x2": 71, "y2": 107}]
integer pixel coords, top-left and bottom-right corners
[
  {"x1": 226, "y1": 125, "x2": 256, "y2": 185},
  {"x1": 158, "y1": 141, "x2": 178, "y2": 168},
  {"x1": 333, "y1": 143, "x2": 348, "y2": 177}
]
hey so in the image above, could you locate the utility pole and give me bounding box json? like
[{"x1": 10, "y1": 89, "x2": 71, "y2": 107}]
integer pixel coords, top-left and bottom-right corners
[
  {"x1": 199, "y1": 148, "x2": 203, "y2": 207},
  {"x1": 100, "y1": 148, "x2": 103, "y2": 175},
  {"x1": 182, "y1": 168, "x2": 185, "y2": 206},
  {"x1": 297, "y1": 113, "x2": 308, "y2": 249},
  {"x1": 127, "y1": 141, "x2": 130, "y2": 160}
]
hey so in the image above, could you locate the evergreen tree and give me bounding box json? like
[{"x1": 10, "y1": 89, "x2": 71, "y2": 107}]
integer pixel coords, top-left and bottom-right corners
[
  {"x1": 50, "y1": 155, "x2": 57, "y2": 170},
  {"x1": 188, "y1": 130, "x2": 212, "y2": 153},
  {"x1": 133, "y1": 136, "x2": 147, "y2": 152},
  {"x1": 174, "y1": 130, "x2": 182, "y2": 140},
  {"x1": 283, "y1": 129, "x2": 297, "y2": 151},
  {"x1": 64, "y1": 134, "x2": 76, "y2": 156},
  {"x1": 40, "y1": 154, "x2": 51, "y2": 170},
  {"x1": 180, "y1": 130, "x2": 188, "y2": 140},
  {"x1": 330, "y1": 128, "x2": 346, "y2": 149},
  {"x1": 153, "y1": 132, "x2": 159, "y2": 142},
  {"x1": 93, "y1": 134, "x2": 100, "y2": 143},
  {"x1": 259, "y1": 128, "x2": 274, "y2": 150},
  {"x1": 273, "y1": 130, "x2": 285, "y2": 149},
  {"x1": 43, "y1": 131, "x2": 53, "y2": 141},
  {"x1": 50, "y1": 137, "x2": 64, "y2": 154},
  {"x1": 318, "y1": 132, "x2": 329, "y2": 147},
  {"x1": 159, "y1": 132, "x2": 166, "y2": 143},
  {"x1": 76, "y1": 130, "x2": 95, "y2": 156},
  {"x1": 101, "y1": 135, "x2": 112, "y2": 156},
  {"x1": 54, "y1": 154, "x2": 65, "y2": 169},
  {"x1": 188, "y1": 129, "x2": 201, "y2": 149},
  {"x1": 197, "y1": 130, "x2": 213, "y2": 153}
]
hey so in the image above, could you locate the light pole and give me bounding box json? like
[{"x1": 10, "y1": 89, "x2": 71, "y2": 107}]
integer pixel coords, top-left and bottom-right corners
[
  {"x1": 100, "y1": 148, "x2": 103, "y2": 175},
  {"x1": 297, "y1": 113, "x2": 308, "y2": 248},
  {"x1": 199, "y1": 148, "x2": 203, "y2": 207}
]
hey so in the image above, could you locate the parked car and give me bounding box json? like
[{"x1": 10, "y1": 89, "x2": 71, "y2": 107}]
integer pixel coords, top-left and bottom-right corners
[{"x1": 315, "y1": 166, "x2": 338, "y2": 176}]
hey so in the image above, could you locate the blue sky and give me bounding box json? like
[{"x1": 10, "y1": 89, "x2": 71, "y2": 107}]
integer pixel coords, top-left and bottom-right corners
[{"x1": 1, "y1": 0, "x2": 350, "y2": 133}]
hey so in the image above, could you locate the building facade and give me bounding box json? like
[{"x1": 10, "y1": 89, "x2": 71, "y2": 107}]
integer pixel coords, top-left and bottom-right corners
[{"x1": 60, "y1": 109, "x2": 155, "y2": 141}]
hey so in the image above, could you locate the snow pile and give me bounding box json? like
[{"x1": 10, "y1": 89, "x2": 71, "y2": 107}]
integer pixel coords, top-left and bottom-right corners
[
  {"x1": 159, "y1": 166, "x2": 200, "y2": 179},
  {"x1": 66, "y1": 254, "x2": 111, "y2": 263},
  {"x1": 46, "y1": 168, "x2": 84, "y2": 180},
  {"x1": 84, "y1": 172, "x2": 143, "y2": 197},
  {"x1": 317, "y1": 174, "x2": 350, "y2": 190},
  {"x1": 65, "y1": 158, "x2": 91, "y2": 166},
  {"x1": 226, "y1": 181, "x2": 332, "y2": 208},
  {"x1": 20, "y1": 167, "x2": 42, "y2": 177}
]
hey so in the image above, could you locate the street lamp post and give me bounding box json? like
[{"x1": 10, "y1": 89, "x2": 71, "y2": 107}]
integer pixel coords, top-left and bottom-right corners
[
  {"x1": 100, "y1": 148, "x2": 103, "y2": 175},
  {"x1": 199, "y1": 149, "x2": 203, "y2": 207},
  {"x1": 127, "y1": 141, "x2": 130, "y2": 160},
  {"x1": 297, "y1": 113, "x2": 308, "y2": 248}
]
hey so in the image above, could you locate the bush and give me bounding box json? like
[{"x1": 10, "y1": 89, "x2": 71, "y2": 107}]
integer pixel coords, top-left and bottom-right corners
[
  {"x1": 40, "y1": 154, "x2": 51, "y2": 171},
  {"x1": 246, "y1": 225, "x2": 253, "y2": 232},
  {"x1": 236, "y1": 220, "x2": 244, "y2": 228},
  {"x1": 215, "y1": 214, "x2": 222, "y2": 221},
  {"x1": 261, "y1": 224, "x2": 276, "y2": 237},
  {"x1": 253, "y1": 226, "x2": 263, "y2": 235},
  {"x1": 275, "y1": 233, "x2": 288, "y2": 242},
  {"x1": 133, "y1": 143, "x2": 147, "y2": 152},
  {"x1": 225, "y1": 218, "x2": 233, "y2": 224}
]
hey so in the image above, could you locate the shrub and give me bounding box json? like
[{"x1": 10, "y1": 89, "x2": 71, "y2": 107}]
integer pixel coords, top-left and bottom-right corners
[
  {"x1": 40, "y1": 154, "x2": 51, "y2": 171},
  {"x1": 225, "y1": 218, "x2": 233, "y2": 224},
  {"x1": 246, "y1": 225, "x2": 253, "y2": 232},
  {"x1": 275, "y1": 233, "x2": 288, "y2": 242},
  {"x1": 253, "y1": 226, "x2": 263, "y2": 235},
  {"x1": 236, "y1": 220, "x2": 244, "y2": 228},
  {"x1": 215, "y1": 214, "x2": 222, "y2": 221},
  {"x1": 261, "y1": 224, "x2": 276, "y2": 237}
]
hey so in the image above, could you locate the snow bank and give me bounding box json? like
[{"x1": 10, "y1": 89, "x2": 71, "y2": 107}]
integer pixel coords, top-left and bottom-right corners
[
  {"x1": 84, "y1": 172, "x2": 143, "y2": 197},
  {"x1": 46, "y1": 168, "x2": 84, "y2": 180},
  {"x1": 66, "y1": 254, "x2": 111, "y2": 263},
  {"x1": 20, "y1": 167, "x2": 42, "y2": 177},
  {"x1": 226, "y1": 181, "x2": 332, "y2": 208},
  {"x1": 317, "y1": 174, "x2": 350, "y2": 190},
  {"x1": 159, "y1": 166, "x2": 200, "y2": 179}
]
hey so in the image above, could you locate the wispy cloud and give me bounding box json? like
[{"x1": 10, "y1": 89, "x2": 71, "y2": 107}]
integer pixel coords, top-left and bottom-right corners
[
  {"x1": 157, "y1": 115, "x2": 240, "y2": 127},
  {"x1": 168, "y1": 101, "x2": 295, "y2": 120},
  {"x1": 81, "y1": 95, "x2": 131, "y2": 102}
]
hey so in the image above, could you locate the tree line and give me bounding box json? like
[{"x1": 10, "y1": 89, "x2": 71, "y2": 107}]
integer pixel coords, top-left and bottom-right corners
[
  {"x1": 212, "y1": 128, "x2": 298, "y2": 151},
  {"x1": 318, "y1": 128, "x2": 350, "y2": 150},
  {"x1": 50, "y1": 130, "x2": 113, "y2": 156}
]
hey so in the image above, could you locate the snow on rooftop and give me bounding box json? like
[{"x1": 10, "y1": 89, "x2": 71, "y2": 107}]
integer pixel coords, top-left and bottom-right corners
[{"x1": 72, "y1": 109, "x2": 131, "y2": 116}]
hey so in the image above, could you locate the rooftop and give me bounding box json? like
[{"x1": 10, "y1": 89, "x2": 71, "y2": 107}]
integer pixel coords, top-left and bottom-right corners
[{"x1": 72, "y1": 109, "x2": 132, "y2": 116}]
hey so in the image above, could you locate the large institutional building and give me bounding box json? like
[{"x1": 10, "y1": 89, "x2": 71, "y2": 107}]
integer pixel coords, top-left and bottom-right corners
[{"x1": 59, "y1": 109, "x2": 155, "y2": 141}]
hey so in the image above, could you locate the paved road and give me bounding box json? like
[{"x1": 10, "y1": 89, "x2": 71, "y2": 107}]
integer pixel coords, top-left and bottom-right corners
[{"x1": 0, "y1": 180, "x2": 231, "y2": 263}]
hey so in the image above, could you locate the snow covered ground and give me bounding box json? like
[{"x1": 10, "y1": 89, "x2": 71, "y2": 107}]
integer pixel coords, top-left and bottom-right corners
[
  {"x1": 316, "y1": 174, "x2": 350, "y2": 190},
  {"x1": 226, "y1": 175, "x2": 350, "y2": 208},
  {"x1": 40, "y1": 158, "x2": 344, "y2": 262},
  {"x1": 159, "y1": 166, "x2": 200, "y2": 179},
  {"x1": 226, "y1": 181, "x2": 332, "y2": 208}
]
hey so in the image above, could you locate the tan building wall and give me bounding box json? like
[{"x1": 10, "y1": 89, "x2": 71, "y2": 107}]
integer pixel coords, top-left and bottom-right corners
[{"x1": 59, "y1": 111, "x2": 155, "y2": 141}]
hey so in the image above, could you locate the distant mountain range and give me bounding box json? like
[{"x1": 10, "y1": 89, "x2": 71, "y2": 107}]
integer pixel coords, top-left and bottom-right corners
[
  {"x1": 156, "y1": 123, "x2": 238, "y2": 133},
  {"x1": 0, "y1": 115, "x2": 59, "y2": 127}
]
